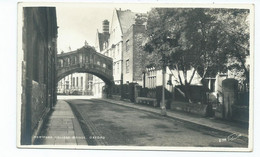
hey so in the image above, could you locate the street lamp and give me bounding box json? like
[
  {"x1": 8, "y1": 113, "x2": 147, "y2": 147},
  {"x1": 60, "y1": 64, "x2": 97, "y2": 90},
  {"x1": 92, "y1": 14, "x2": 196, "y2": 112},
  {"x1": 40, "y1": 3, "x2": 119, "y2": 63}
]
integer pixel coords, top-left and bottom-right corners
[{"x1": 161, "y1": 54, "x2": 167, "y2": 116}]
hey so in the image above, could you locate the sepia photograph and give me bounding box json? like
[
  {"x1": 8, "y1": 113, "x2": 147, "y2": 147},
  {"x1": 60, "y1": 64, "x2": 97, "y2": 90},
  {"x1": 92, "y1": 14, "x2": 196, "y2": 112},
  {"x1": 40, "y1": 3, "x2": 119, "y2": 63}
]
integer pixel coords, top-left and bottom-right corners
[{"x1": 16, "y1": 2, "x2": 254, "y2": 151}]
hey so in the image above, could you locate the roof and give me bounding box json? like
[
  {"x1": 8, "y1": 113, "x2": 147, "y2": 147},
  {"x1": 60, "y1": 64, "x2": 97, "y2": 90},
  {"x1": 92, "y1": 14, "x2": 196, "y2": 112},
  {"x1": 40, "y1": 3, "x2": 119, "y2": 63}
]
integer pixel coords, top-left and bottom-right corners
[
  {"x1": 57, "y1": 46, "x2": 112, "y2": 60},
  {"x1": 58, "y1": 50, "x2": 77, "y2": 57},
  {"x1": 116, "y1": 9, "x2": 136, "y2": 34}
]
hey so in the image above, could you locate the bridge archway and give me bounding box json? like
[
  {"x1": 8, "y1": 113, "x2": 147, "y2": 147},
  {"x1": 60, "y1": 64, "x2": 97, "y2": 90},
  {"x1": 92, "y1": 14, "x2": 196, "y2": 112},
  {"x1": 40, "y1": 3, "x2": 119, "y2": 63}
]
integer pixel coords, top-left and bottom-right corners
[{"x1": 56, "y1": 46, "x2": 114, "y2": 86}]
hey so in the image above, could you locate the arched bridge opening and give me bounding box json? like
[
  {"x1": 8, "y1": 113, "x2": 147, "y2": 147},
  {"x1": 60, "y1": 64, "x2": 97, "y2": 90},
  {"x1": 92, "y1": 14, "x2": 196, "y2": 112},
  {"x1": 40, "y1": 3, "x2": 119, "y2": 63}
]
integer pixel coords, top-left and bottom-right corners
[{"x1": 57, "y1": 45, "x2": 114, "y2": 86}]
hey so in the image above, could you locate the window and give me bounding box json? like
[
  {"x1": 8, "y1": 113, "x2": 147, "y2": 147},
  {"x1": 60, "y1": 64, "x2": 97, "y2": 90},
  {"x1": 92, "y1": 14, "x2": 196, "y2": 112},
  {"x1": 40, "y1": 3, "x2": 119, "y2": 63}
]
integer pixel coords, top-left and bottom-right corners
[
  {"x1": 205, "y1": 78, "x2": 216, "y2": 92},
  {"x1": 81, "y1": 77, "x2": 83, "y2": 88},
  {"x1": 147, "y1": 67, "x2": 156, "y2": 88},
  {"x1": 126, "y1": 40, "x2": 130, "y2": 51},
  {"x1": 113, "y1": 63, "x2": 116, "y2": 75},
  {"x1": 60, "y1": 60, "x2": 63, "y2": 67},
  {"x1": 126, "y1": 59, "x2": 129, "y2": 73},
  {"x1": 71, "y1": 56, "x2": 75, "y2": 64},
  {"x1": 113, "y1": 48, "x2": 115, "y2": 58},
  {"x1": 90, "y1": 55, "x2": 93, "y2": 63},
  {"x1": 72, "y1": 77, "x2": 75, "y2": 87},
  {"x1": 117, "y1": 62, "x2": 120, "y2": 74},
  {"x1": 68, "y1": 58, "x2": 70, "y2": 65},
  {"x1": 76, "y1": 77, "x2": 78, "y2": 87},
  {"x1": 117, "y1": 44, "x2": 120, "y2": 55},
  {"x1": 66, "y1": 81, "x2": 69, "y2": 89}
]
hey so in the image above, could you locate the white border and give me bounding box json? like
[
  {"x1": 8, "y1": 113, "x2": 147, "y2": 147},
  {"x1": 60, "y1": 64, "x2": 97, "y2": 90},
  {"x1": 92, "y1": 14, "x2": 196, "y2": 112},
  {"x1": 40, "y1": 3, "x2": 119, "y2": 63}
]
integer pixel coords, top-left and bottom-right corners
[
  {"x1": 16, "y1": 1, "x2": 254, "y2": 152},
  {"x1": 0, "y1": 0, "x2": 260, "y2": 157}
]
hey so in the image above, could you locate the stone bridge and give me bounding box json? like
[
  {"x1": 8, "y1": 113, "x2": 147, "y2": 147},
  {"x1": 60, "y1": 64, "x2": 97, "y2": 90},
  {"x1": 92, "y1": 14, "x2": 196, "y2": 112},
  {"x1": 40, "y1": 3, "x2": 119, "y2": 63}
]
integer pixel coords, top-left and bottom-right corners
[{"x1": 57, "y1": 45, "x2": 113, "y2": 85}]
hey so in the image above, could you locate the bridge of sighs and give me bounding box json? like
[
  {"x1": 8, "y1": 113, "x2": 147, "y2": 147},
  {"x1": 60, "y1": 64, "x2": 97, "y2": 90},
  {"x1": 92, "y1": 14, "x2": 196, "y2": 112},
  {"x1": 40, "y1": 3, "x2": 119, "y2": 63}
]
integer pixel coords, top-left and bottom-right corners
[{"x1": 57, "y1": 45, "x2": 114, "y2": 85}]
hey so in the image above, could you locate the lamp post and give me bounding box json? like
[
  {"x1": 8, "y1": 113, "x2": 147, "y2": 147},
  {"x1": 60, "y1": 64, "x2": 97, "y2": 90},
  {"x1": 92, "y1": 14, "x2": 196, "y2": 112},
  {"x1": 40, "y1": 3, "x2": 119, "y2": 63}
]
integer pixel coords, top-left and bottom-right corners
[{"x1": 161, "y1": 54, "x2": 167, "y2": 116}]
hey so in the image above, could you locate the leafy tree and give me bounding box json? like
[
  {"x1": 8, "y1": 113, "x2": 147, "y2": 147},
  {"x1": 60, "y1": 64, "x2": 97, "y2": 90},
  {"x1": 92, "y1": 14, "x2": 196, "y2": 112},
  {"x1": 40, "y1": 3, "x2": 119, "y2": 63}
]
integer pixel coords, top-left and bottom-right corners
[
  {"x1": 211, "y1": 9, "x2": 250, "y2": 88},
  {"x1": 144, "y1": 8, "x2": 250, "y2": 101}
]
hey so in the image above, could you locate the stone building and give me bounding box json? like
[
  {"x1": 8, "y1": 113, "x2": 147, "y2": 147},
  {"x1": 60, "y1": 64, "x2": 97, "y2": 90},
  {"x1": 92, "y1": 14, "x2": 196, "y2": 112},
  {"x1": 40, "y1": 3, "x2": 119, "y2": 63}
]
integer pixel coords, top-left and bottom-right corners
[
  {"x1": 94, "y1": 9, "x2": 145, "y2": 96},
  {"x1": 94, "y1": 9, "x2": 204, "y2": 99},
  {"x1": 122, "y1": 22, "x2": 146, "y2": 85},
  {"x1": 57, "y1": 73, "x2": 93, "y2": 95},
  {"x1": 20, "y1": 7, "x2": 58, "y2": 144},
  {"x1": 109, "y1": 9, "x2": 136, "y2": 85}
]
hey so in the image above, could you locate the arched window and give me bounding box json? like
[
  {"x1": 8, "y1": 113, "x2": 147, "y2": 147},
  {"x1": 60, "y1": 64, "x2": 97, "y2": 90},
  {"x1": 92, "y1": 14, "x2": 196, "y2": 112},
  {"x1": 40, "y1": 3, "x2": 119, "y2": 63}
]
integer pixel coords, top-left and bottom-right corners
[
  {"x1": 90, "y1": 55, "x2": 93, "y2": 63},
  {"x1": 75, "y1": 56, "x2": 78, "y2": 63},
  {"x1": 71, "y1": 56, "x2": 75, "y2": 64},
  {"x1": 60, "y1": 59, "x2": 63, "y2": 67},
  {"x1": 67, "y1": 58, "x2": 70, "y2": 65},
  {"x1": 64, "y1": 58, "x2": 68, "y2": 66}
]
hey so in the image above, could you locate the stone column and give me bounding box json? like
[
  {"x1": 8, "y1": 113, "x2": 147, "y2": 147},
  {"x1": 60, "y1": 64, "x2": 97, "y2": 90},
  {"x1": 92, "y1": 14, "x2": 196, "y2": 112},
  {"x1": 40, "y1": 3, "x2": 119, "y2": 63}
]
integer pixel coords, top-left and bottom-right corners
[{"x1": 222, "y1": 78, "x2": 238, "y2": 119}]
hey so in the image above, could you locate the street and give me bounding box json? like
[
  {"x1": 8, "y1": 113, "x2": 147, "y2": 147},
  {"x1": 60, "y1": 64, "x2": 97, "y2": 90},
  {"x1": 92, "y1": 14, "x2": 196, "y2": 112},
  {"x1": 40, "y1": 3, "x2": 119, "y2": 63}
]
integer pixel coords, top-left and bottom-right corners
[{"x1": 65, "y1": 98, "x2": 248, "y2": 147}]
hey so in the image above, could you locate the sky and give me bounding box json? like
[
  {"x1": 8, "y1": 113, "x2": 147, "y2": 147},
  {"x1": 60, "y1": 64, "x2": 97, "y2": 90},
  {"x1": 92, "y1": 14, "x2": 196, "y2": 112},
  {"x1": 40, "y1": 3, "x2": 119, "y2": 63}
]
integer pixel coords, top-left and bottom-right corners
[{"x1": 56, "y1": 3, "x2": 152, "y2": 53}]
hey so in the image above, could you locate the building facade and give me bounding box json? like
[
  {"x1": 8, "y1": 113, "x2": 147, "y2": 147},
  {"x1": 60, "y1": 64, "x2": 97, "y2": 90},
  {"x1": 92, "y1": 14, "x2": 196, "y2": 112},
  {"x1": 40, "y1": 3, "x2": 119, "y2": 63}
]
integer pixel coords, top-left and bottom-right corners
[
  {"x1": 21, "y1": 7, "x2": 58, "y2": 145},
  {"x1": 93, "y1": 9, "x2": 143, "y2": 97},
  {"x1": 122, "y1": 24, "x2": 146, "y2": 85},
  {"x1": 57, "y1": 73, "x2": 93, "y2": 95},
  {"x1": 93, "y1": 9, "x2": 208, "y2": 99}
]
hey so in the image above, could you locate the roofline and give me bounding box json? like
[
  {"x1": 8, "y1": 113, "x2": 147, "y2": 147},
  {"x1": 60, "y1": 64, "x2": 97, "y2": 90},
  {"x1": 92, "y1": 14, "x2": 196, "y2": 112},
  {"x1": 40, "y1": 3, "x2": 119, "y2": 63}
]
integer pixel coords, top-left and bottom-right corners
[
  {"x1": 57, "y1": 46, "x2": 113, "y2": 61},
  {"x1": 115, "y1": 9, "x2": 123, "y2": 34}
]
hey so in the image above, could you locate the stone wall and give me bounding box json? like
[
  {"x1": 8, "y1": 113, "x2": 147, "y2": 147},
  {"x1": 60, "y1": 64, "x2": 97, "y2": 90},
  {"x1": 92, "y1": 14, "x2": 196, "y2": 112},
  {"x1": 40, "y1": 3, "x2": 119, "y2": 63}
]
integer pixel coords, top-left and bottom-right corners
[
  {"x1": 170, "y1": 101, "x2": 209, "y2": 117},
  {"x1": 21, "y1": 7, "x2": 57, "y2": 145},
  {"x1": 31, "y1": 81, "x2": 47, "y2": 131}
]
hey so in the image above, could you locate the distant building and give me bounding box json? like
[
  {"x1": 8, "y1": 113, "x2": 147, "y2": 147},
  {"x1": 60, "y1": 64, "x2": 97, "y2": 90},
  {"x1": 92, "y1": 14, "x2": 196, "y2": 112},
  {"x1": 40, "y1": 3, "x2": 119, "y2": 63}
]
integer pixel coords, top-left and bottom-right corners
[
  {"x1": 95, "y1": 20, "x2": 110, "y2": 53},
  {"x1": 93, "y1": 20, "x2": 110, "y2": 97},
  {"x1": 57, "y1": 73, "x2": 93, "y2": 95}
]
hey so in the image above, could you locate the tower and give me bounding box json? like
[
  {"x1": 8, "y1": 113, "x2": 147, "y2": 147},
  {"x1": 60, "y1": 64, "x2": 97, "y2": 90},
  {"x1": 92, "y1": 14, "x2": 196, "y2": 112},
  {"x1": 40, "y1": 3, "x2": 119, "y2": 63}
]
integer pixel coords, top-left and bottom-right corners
[{"x1": 102, "y1": 20, "x2": 109, "y2": 34}]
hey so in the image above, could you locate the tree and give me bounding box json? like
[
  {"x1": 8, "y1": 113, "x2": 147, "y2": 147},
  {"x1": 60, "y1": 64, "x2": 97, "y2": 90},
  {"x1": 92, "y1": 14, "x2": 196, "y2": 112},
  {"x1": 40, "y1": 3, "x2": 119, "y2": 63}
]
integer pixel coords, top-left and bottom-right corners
[
  {"x1": 211, "y1": 9, "x2": 250, "y2": 90},
  {"x1": 144, "y1": 8, "x2": 250, "y2": 101}
]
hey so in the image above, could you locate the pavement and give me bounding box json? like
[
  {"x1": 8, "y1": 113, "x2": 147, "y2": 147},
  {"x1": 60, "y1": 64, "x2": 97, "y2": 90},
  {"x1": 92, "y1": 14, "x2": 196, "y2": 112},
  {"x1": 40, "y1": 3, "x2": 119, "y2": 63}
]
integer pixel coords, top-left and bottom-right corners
[
  {"x1": 34, "y1": 100, "x2": 87, "y2": 145},
  {"x1": 100, "y1": 98, "x2": 249, "y2": 140}
]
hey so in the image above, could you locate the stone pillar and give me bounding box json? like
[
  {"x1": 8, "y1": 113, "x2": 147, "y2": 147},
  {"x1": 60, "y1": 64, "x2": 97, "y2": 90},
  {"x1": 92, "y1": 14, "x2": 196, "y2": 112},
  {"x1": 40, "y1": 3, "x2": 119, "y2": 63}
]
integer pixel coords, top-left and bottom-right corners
[
  {"x1": 129, "y1": 83, "x2": 137, "y2": 102},
  {"x1": 222, "y1": 78, "x2": 238, "y2": 119},
  {"x1": 134, "y1": 84, "x2": 141, "y2": 102}
]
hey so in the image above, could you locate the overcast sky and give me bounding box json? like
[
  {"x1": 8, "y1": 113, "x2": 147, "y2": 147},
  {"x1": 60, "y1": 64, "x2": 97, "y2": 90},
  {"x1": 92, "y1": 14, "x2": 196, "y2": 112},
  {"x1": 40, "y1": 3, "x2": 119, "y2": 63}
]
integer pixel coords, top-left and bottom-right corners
[{"x1": 56, "y1": 4, "x2": 151, "y2": 53}]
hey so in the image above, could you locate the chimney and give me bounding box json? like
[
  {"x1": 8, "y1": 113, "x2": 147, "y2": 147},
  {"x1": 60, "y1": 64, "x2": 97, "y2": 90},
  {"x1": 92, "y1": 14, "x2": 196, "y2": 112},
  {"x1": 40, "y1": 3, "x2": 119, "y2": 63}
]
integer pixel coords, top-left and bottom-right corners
[{"x1": 102, "y1": 20, "x2": 109, "y2": 34}]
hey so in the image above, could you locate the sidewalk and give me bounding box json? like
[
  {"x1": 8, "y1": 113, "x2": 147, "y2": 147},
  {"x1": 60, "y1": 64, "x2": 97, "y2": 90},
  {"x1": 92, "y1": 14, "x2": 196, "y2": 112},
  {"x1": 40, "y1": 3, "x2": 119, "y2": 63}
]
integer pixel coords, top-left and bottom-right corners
[
  {"x1": 100, "y1": 98, "x2": 249, "y2": 139},
  {"x1": 34, "y1": 100, "x2": 87, "y2": 145}
]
